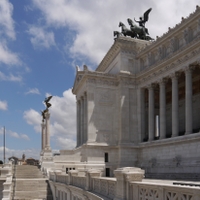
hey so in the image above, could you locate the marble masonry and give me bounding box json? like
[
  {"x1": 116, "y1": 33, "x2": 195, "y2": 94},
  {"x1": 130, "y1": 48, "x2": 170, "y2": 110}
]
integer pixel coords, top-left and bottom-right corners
[
  {"x1": 38, "y1": 5, "x2": 200, "y2": 200},
  {"x1": 44, "y1": 5, "x2": 200, "y2": 181}
]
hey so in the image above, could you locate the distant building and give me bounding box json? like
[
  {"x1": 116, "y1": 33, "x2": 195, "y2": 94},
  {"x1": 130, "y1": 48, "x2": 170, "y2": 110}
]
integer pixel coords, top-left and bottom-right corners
[{"x1": 8, "y1": 154, "x2": 39, "y2": 166}]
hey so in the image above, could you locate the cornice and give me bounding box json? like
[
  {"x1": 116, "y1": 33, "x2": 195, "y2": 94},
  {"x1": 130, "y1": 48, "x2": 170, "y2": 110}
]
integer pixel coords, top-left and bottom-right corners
[
  {"x1": 137, "y1": 37, "x2": 200, "y2": 86},
  {"x1": 138, "y1": 5, "x2": 200, "y2": 57},
  {"x1": 96, "y1": 37, "x2": 150, "y2": 72}
]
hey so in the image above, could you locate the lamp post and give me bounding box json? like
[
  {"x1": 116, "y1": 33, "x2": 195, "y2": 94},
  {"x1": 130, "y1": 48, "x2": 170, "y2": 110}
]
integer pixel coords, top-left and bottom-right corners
[{"x1": 3, "y1": 126, "x2": 5, "y2": 164}]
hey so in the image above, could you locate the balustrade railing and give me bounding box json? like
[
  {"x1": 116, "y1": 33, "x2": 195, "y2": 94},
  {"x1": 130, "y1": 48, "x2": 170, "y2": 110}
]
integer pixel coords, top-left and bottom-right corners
[
  {"x1": 131, "y1": 181, "x2": 200, "y2": 200},
  {"x1": 57, "y1": 174, "x2": 68, "y2": 184},
  {"x1": 92, "y1": 177, "x2": 116, "y2": 199},
  {"x1": 72, "y1": 176, "x2": 86, "y2": 189},
  {"x1": 50, "y1": 168, "x2": 200, "y2": 200}
]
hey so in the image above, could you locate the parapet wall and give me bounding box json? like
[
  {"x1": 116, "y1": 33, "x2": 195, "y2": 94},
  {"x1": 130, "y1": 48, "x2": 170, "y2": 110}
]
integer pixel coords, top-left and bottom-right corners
[{"x1": 49, "y1": 167, "x2": 200, "y2": 200}]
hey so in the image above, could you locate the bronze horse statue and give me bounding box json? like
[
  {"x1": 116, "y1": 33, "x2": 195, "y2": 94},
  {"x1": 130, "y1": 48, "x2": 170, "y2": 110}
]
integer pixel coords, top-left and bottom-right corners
[
  {"x1": 127, "y1": 18, "x2": 154, "y2": 40},
  {"x1": 118, "y1": 22, "x2": 137, "y2": 38},
  {"x1": 115, "y1": 8, "x2": 154, "y2": 41}
]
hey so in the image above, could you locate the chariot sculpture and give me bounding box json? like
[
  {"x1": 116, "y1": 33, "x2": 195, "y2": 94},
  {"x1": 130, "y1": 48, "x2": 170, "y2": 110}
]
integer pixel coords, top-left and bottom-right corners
[{"x1": 114, "y1": 8, "x2": 154, "y2": 41}]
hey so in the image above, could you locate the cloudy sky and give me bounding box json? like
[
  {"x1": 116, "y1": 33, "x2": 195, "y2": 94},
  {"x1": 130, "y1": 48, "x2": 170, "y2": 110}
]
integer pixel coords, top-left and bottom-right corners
[{"x1": 0, "y1": 0, "x2": 199, "y2": 161}]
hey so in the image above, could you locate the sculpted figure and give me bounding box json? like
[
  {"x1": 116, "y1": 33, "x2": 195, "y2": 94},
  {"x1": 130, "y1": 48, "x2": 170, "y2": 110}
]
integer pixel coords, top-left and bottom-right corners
[
  {"x1": 134, "y1": 8, "x2": 152, "y2": 35},
  {"x1": 44, "y1": 96, "x2": 53, "y2": 109},
  {"x1": 114, "y1": 8, "x2": 154, "y2": 41}
]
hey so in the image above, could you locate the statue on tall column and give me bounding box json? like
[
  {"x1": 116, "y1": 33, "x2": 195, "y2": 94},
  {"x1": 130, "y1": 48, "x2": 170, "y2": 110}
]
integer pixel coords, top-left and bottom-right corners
[
  {"x1": 41, "y1": 95, "x2": 53, "y2": 151},
  {"x1": 44, "y1": 95, "x2": 53, "y2": 110}
]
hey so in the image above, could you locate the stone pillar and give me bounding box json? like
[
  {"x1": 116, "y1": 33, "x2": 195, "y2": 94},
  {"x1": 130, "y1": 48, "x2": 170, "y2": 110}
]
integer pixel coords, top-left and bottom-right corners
[
  {"x1": 114, "y1": 167, "x2": 144, "y2": 200},
  {"x1": 45, "y1": 111, "x2": 51, "y2": 150},
  {"x1": 185, "y1": 67, "x2": 193, "y2": 134},
  {"x1": 68, "y1": 170, "x2": 78, "y2": 185},
  {"x1": 148, "y1": 85, "x2": 155, "y2": 141},
  {"x1": 76, "y1": 100, "x2": 80, "y2": 147},
  {"x1": 41, "y1": 121, "x2": 46, "y2": 151},
  {"x1": 159, "y1": 79, "x2": 166, "y2": 139},
  {"x1": 172, "y1": 73, "x2": 179, "y2": 137},
  {"x1": 138, "y1": 88, "x2": 145, "y2": 142},
  {"x1": 80, "y1": 97, "x2": 84, "y2": 145},
  {"x1": 84, "y1": 92, "x2": 87, "y2": 143},
  {"x1": 85, "y1": 169, "x2": 102, "y2": 191}
]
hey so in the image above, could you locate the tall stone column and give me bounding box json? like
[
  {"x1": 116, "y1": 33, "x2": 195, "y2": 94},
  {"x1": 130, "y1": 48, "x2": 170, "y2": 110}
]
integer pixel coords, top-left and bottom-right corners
[
  {"x1": 185, "y1": 67, "x2": 193, "y2": 134},
  {"x1": 80, "y1": 96, "x2": 84, "y2": 145},
  {"x1": 138, "y1": 88, "x2": 145, "y2": 142},
  {"x1": 148, "y1": 85, "x2": 155, "y2": 141},
  {"x1": 45, "y1": 111, "x2": 51, "y2": 150},
  {"x1": 83, "y1": 92, "x2": 87, "y2": 144},
  {"x1": 172, "y1": 73, "x2": 179, "y2": 137},
  {"x1": 159, "y1": 79, "x2": 166, "y2": 139},
  {"x1": 76, "y1": 100, "x2": 80, "y2": 147},
  {"x1": 41, "y1": 121, "x2": 46, "y2": 151}
]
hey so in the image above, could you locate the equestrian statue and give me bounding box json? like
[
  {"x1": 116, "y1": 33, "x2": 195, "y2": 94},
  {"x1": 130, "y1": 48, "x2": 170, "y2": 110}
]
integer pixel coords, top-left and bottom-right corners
[{"x1": 114, "y1": 8, "x2": 154, "y2": 41}]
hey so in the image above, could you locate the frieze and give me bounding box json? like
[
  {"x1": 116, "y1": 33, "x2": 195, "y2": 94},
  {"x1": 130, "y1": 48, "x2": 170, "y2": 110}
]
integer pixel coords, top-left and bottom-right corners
[{"x1": 137, "y1": 41, "x2": 200, "y2": 86}]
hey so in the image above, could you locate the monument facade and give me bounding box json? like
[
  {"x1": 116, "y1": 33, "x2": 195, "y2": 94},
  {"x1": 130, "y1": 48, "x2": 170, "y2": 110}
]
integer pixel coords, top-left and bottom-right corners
[
  {"x1": 70, "y1": 5, "x2": 200, "y2": 179},
  {"x1": 37, "y1": 5, "x2": 200, "y2": 200}
]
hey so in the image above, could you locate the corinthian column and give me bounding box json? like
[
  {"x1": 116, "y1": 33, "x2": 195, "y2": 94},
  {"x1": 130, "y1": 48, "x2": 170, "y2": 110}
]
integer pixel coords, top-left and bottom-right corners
[
  {"x1": 83, "y1": 92, "x2": 87, "y2": 143},
  {"x1": 148, "y1": 85, "x2": 155, "y2": 141},
  {"x1": 80, "y1": 97, "x2": 84, "y2": 145},
  {"x1": 185, "y1": 67, "x2": 193, "y2": 134},
  {"x1": 41, "y1": 121, "x2": 46, "y2": 151},
  {"x1": 76, "y1": 100, "x2": 80, "y2": 147},
  {"x1": 159, "y1": 79, "x2": 166, "y2": 139},
  {"x1": 45, "y1": 111, "x2": 51, "y2": 150},
  {"x1": 171, "y1": 73, "x2": 179, "y2": 137}
]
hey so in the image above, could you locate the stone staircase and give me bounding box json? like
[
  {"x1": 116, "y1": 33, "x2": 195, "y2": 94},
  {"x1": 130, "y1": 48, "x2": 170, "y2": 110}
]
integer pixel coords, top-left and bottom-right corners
[{"x1": 11, "y1": 165, "x2": 53, "y2": 200}]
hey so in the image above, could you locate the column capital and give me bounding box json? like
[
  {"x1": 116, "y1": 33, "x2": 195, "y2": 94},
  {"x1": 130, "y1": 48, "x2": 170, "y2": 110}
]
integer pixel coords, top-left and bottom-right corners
[
  {"x1": 170, "y1": 71, "x2": 181, "y2": 80},
  {"x1": 147, "y1": 83, "x2": 157, "y2": 90},
  {"x1": 158, "y1": 78, "x2": 168, "y2": 85},
  {"x1": 184, "y1": 66, "x2": 193, "y2": 73}
]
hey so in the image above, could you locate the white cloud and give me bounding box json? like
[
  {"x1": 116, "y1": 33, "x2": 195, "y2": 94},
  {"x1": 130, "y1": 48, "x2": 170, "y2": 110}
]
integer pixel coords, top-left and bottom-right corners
[
  {"x1": 56, "y1": 137, "x2": 76, "y2": 150},
  {"x1": 0, "y1": 71, "x2": 22, "y2": 82},
  {"x1": 0, "y1": 42, "x2": 21, "y2": 66},
  {"x1": 28, "y1": 26, "x2": 56, "y2": 49},
  {"x1": 20, "y1": 134, "x2": 30, "y2": 141},
  {"x1": 0, "y1": 100, "x2": 7, "y2": 110},
  {"x1": 25, "y1": 88, "x2": 40, "y2": 95},
  {"x1": 0, "y1": 1, "x2": 21, "y2": 66},
  {"x1": 32, "y1": 0, "x2": 200, "y2": 66},
  {"x1": 23, "y1": 109, "x2": 42, "y2": 133},
  {"x1": 0, "y1": 0, "x2": 15, "y2": 40},
  {"x1": 6, "y1": 130, "x2": 30, "y2": 140},
  {"x1": 23, "y1": 88, "x2": 76, "y2": 149}
]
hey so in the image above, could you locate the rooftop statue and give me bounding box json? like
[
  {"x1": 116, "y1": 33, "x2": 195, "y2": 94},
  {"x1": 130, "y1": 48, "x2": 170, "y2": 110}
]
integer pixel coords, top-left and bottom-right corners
[{"x1": 114, "y1": 8, "x2": 154, "y2": 41}]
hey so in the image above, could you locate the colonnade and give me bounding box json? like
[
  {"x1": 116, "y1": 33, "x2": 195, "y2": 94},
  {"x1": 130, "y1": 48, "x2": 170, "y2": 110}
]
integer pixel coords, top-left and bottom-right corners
[
  {"x1": 76, "y1": 92, "x2": 87, "y2": 147},
  {"x1": 41, "y1": 111, "x2": 51, "y2": 151},
  {"x1": 140, "y1": 66, "x2": 197, "y2": 142}
]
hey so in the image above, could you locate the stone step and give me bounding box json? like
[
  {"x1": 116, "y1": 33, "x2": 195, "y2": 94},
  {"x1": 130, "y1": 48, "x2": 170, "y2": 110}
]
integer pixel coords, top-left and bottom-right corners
[
  {"x1": 12, "y1": 165, "x2": 53, "y2": 199},
  {"x1": 13, "y1": 190, "x2": 48, "y2": 199}
]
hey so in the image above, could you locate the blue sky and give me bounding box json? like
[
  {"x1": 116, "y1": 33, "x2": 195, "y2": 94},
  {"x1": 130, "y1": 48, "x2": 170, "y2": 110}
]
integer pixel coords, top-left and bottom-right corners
[{"x1": 0, "y1": 0, "x2": 199, "y2": 161}]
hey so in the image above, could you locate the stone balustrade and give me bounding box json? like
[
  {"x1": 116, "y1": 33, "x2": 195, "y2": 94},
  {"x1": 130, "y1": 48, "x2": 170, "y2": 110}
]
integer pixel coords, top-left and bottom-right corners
[
  {"x1": 1, "y1": 163, "x2": 13, "y2": 200},
  {"x1": 92, "y1": 177, "x2": 116, "y2": 199},
  {"x1": 49, "y1": 167, "x2": 200, "y2": 200},
  {"x1": 131, "y1": 181, "x2": 200, "y2": 200}
]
